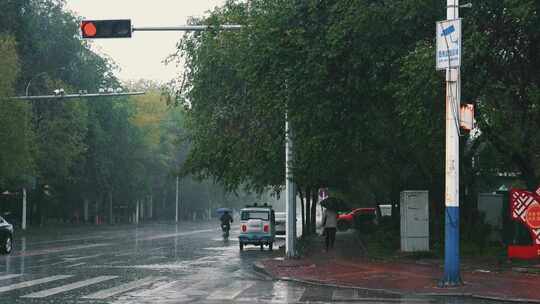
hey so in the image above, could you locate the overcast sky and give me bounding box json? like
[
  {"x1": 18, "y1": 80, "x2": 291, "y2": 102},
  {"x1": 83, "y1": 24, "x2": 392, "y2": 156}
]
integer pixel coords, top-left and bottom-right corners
[{"x1": 65, "y1": 0, "x2": 226, "y2": 83}]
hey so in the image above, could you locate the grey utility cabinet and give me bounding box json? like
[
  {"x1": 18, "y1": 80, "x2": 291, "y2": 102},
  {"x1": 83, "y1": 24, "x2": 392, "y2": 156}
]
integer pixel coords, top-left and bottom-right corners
[
  {"x1": 477, "y1": 193, "x2": 504, "y2": 242},
  {"x1": 477, "y1": 193, "x2": 503, "y2": 229},
  {"x1": 400, "y1": 190, "x2": 429, "y2": 252}
]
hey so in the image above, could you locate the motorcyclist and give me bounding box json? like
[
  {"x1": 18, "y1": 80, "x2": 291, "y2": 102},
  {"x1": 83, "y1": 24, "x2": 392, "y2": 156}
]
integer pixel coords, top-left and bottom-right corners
[{"x1": 220, "y1": 211, "x2": 233, "y2": 233}]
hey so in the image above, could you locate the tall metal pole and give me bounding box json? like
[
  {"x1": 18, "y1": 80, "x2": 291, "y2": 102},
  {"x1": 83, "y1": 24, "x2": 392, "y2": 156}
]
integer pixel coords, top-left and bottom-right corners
[
  {"x1": 22, "y1": 188, "x2": 27, "y2": 230},
  {"x1": 175, "y1": 175, "x2": 179, "y2": 223},
  {"x1": 135, "y1": 200, "x2": 140, "y2": 224},
  {"x1": 442, "y1": 0, "x2": 461, "y2": 286},
  {"x1": 285, "y1": 113, "x2": 297, "y2": 258}
]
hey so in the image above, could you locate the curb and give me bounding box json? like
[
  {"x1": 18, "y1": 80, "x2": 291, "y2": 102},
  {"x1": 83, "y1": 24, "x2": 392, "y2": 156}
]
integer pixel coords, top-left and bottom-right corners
[{"x1": 253, "y1": 261, "x2": 540, "y2": 303}]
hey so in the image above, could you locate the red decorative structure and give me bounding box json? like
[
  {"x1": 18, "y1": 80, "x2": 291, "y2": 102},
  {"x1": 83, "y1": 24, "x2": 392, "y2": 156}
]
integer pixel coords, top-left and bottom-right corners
[{"x1": 508, "y1": 185, "x2": 540, "y2": 259}]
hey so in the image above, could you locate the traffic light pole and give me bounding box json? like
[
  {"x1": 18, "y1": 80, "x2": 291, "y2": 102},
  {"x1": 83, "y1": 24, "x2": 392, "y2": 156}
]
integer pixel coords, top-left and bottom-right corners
[
  {"x1": 11, "y1": 91, "x2": 145, "y2": 100},
  {"x1": 132, "y1": 25, "x2": 242, "y2": 32}
]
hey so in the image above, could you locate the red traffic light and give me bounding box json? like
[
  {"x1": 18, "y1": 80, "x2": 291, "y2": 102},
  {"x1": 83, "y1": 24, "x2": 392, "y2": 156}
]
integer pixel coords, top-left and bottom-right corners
[
  {"x1": 81, "y1": 22, "x2": 97, "y2": 37},
  {"x1": 81, "y1": 19, "x2": 132, "y2": 39}
]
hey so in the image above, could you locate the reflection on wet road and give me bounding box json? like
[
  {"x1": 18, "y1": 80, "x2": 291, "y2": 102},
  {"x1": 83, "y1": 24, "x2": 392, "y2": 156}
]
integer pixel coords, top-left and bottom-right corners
[{"x1": 0, "y1": 222, "x2": 519, "y2": 303}]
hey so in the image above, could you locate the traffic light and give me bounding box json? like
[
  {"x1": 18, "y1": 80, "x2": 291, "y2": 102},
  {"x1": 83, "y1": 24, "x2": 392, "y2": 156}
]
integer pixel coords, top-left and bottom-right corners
[{"x1": 81, "y1": 20, "x2": 132, "y2": 38}]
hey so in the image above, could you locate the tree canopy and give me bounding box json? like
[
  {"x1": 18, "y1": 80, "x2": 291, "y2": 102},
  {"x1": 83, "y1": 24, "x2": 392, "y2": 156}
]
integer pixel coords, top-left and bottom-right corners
[{"x1": 173, "y1": 0, "x2": 540, "y2": 234}]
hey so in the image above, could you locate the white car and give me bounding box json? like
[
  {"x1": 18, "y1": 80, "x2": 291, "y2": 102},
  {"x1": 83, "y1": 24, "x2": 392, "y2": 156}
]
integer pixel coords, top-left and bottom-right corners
[{"x1": 275, "y1": 212, "x2": 286, "y2": 235}]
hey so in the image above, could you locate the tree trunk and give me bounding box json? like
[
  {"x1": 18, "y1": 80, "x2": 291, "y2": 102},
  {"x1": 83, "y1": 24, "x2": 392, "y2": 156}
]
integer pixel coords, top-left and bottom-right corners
[
  {"x1": 311, "y1": 188, "x2": 317, "y2": 234},
  {"x1": 305, "y1": 187, "x2": 312, "y2": 235},
  {"x1": 298, "y1": 186, "x2": 305, "y2": 236}
]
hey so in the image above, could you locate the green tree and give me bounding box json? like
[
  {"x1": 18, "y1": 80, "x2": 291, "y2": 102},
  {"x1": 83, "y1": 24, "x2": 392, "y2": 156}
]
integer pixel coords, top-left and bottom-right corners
[{"x1": 0, "y1": 35, "x2": 35, "y2": 189}]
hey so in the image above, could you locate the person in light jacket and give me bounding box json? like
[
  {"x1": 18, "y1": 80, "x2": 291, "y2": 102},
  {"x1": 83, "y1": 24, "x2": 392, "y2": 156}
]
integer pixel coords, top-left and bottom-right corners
[{"x1": 322, "y1": 208, "x2": 338, "y2": 251}]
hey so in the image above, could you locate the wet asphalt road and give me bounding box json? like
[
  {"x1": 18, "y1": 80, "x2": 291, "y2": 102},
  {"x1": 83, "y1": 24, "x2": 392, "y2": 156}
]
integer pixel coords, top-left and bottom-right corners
[{"x1": 0, "y1": 222, "x2": 520, "y2": 304}]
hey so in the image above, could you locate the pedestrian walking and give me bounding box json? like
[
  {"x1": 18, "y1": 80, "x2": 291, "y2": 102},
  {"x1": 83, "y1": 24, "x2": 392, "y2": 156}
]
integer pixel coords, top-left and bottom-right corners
[{"x1": 322, "y1": 207, "x2": 337, "y2": 251}]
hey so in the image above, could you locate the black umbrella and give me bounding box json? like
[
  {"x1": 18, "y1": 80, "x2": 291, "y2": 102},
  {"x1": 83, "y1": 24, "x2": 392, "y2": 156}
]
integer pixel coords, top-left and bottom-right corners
[{"x1": 320, "y1": 197, "x2": 350, "y2": 212}]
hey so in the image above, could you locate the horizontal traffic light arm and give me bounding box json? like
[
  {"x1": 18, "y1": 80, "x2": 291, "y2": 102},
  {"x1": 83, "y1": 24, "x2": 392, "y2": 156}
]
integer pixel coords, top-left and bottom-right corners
[
  {"x1": 81, "y1": 19, "x2": 242, "y2": 38},
  {"x1": 132, "y1": 25, "x2": 242, "y2": 32},
  {"x1": 11, "y1": 91, "x2": 146, "y2": 100}
]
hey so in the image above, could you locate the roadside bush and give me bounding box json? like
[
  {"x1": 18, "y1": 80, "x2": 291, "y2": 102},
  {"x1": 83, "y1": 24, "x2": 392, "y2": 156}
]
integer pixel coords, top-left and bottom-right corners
[{"x1": 360, "y1": 221, "x2": 400, "y2": 258}]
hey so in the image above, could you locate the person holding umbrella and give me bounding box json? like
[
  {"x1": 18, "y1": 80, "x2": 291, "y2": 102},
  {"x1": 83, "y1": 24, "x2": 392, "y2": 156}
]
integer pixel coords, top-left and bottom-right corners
[
  {"x1": 322, "y1": 207, "x2": 338, "y2": 251},
  {"x1": 320, "y1": 197, "x2": 348, "y2": 251},
  {"x1": 216, "y1": 208, "x2": 233, "y2": 239}
]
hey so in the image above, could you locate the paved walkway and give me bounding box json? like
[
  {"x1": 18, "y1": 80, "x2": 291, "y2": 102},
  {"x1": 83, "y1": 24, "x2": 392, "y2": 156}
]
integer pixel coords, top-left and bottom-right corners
[{"x1": 255, "y1": 231, "x2": 540, "y2": 303}]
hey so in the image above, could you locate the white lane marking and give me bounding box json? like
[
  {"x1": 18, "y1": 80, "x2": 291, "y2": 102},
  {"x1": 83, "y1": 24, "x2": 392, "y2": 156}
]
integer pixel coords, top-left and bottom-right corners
[
  {"x1": 211, "y1": 238, "x2": 239, "y2": 242},
  {"x1": 207, "y1": 281, "x2": 256, "y2": 300},
  {"x1": 331, "y1": 296, "x2": 433, "y2": 303},
  {"x1": 178, "y1": 278, "x2": 219, "y2": 297},
  {"x1": 66, "y1": 262, "x2": 86, "y2": 268},
  {"x1": 237, "y1": 281, "x2": 304, "y2": 303},
  {"x1": 22, "y1": 275, "x2": 118, "y2": 298},
  {"x1": 272, "y1": 281, "x2": 305, "y2": 303},
  {"x1": 332, "y1": 289, "x2": 359, "y2": 301},
  {"x1": 129, "y1": 280, "x2": 181, "y2": 297},
  {"x1": 149, "y1": 247, "x2": 167, "y2": 252},
  {"x1": 0, "y1": 275, "x2": 73, "y2": 293},
  {"x1": 15, "y1": 243, "x2": 110, "y2": 257},
  {"x1": 82, "y1": 276, "x2": 165, "y2": 299},
  {"x1": 48, "y1": 260, "x2": 72, "y2": 266},
  {"x1": 0, "y1": 274, "x2": 22, "y2": 281},
  {"x1": 63, "y1": 253, "x2": 103, "y2": 261},
  {"x1": 141, "y1": 229, "x2": 214, "y2": 241},
  {"x1": 26, "y1": 235, "x2": 107, "y2": 246}
]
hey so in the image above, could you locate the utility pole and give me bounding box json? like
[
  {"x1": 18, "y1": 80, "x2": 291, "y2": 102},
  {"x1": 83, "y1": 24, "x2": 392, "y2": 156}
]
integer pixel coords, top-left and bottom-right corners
[
  {"x1": 135, "y1": 200, "x2": 140, "y2": 224},
  {"x1": 442, "y1": 0, "x2": 461, "y2": 286},
  {"x1": 285, "y1": 113, "x2": 297, "y2": 258},
  {"x1": 22, "y1": 188, "x2": 27, "y2": 230},
  {"x1": 175, "y1": 175, "x2": 179, "y2": 223}
]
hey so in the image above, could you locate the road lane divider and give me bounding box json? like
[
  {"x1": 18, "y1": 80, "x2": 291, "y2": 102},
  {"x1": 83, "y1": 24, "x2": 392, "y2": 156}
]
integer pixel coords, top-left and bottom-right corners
[
  {"x1": 0, "y1": 275, "x2": 73, "y2": 293},
  {"x1": 21, "y1": 275, "x2": 118, "y2": 298},
  {"x1": 207, "y1": 280, "x2": 256, "y2": 300},
  {"x1": 82, "y1": 276, "x2": 165, "y2": 299},
  {"x1": 0, "y1": 274, "x2": 22, "y2": 281},
  {"x1": 63, "y1": 253, "x2": 104, "y2": 261},
  {"x1": 141, "y1": 229, "x2": 214, "y2": 241},
  {"x1": 128, "y1": 280, "x2": 181, "y2": 297},
  {"x1": 65, "y1": 262, "x2": 86, "y2": 268},
  {"x1": 12, "y1": 243, "x2": 111, "y2": 257}
]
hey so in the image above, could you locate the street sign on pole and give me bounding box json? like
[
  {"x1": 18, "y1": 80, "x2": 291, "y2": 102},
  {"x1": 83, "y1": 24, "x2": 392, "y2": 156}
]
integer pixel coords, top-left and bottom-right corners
[{"x1": 436, "y1": 19, "x2": 462, "y2": 70}]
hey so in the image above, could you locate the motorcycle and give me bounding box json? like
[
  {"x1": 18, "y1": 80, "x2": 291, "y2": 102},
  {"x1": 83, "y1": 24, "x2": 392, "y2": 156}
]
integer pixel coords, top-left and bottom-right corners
[{"x1": 221, "y1": 224, "x2": 230, "y2": 239}]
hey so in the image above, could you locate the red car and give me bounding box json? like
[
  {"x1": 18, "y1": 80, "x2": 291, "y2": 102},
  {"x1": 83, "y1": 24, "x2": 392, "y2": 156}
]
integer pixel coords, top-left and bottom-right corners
[{"x1": 337, "y1": 208, "x2": 378, "y2": 231}]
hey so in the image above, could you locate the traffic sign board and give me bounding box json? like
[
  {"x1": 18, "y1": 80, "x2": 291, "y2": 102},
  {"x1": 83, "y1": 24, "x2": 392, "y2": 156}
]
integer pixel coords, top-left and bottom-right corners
[{"x1": 436, "y1": 19, "x2": 461, "y2": 70}]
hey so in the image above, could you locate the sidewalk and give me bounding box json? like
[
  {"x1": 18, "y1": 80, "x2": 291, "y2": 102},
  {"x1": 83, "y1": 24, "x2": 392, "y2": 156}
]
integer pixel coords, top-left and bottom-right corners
[{"x1": 255, "y1": 231, "x2": 540, "y2": 303}]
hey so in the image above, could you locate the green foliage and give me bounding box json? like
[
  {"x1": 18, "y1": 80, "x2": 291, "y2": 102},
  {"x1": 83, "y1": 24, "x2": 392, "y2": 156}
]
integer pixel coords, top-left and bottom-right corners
[
  {"x1": 0, "y1": 35, "x2": 35, "y2": 189},
  {"x1": 173, "y1": 0, "x2": 540, "y2": 241}
]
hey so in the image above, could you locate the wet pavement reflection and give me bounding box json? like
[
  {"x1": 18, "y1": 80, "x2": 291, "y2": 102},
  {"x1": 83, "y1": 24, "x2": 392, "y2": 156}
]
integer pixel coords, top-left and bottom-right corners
[{"x1": 0, "y1": 222, "x2": 520, "y2": 303}]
